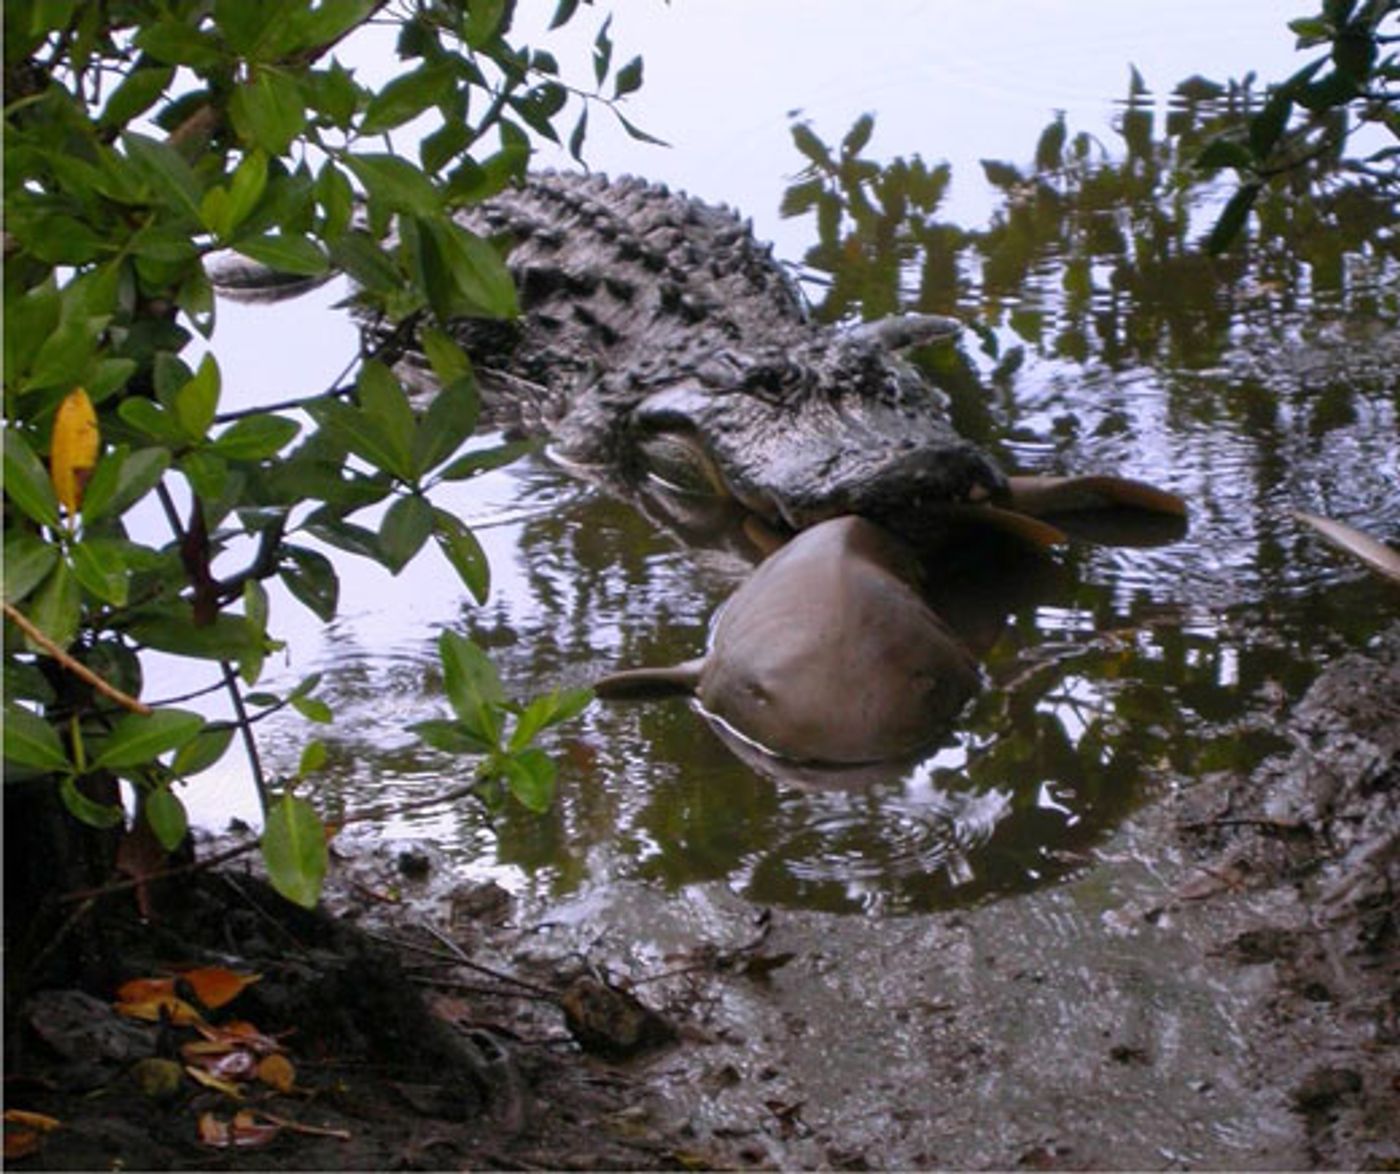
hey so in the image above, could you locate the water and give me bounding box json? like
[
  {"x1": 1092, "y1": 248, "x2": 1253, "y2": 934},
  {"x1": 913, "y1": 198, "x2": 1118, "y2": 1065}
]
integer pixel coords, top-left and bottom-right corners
[{"x1": 181, "y1": 4, "x2": 1400, "y2": 917}]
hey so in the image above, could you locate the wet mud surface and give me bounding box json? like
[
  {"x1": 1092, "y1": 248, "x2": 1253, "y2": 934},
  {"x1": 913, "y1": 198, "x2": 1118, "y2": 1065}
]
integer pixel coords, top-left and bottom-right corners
[{"x1": 6, "y1": 628, "x2": 1397, "y2": 1170}]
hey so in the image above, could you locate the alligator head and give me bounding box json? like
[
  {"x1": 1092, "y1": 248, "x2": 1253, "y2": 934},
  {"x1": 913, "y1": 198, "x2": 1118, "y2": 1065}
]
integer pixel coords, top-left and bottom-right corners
[{"x1": 539, "y1": 312, "x2": 1013, "y2": 547}]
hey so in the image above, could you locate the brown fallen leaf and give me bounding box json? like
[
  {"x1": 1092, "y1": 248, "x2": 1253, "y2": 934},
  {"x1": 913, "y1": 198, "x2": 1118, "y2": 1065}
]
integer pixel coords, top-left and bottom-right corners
[
  {"x1": 198, "y1": 1110, "x2": 282, "y2": 1149},
  {"x1": 114, "y1": 994, "x2": 205, "y2": 1026},
  {"x1": 186, "y1": 1064, "x2": 245, "y2": 1099},
  {"x1": 3, "y1": 1110, "x2": 61, "y2": 1160},
  {"x1": 193, "y1": 1019, "x2": 287, "y2": 1055}
]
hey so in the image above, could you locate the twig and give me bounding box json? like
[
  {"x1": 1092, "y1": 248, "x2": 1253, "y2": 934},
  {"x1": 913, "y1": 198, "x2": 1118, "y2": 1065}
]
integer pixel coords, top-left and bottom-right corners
[
  {"x1": 3, "y1": 601, "x2": 151, "y2": 715},
  {"x1": 409, "y1": 974, "x2": 559, "y2": 1004},
  {"x1": 417, "y1": 922, "x2": 557, "y2": 999},
  {"x1": 58, "y1": 838, "x2": 260, "y2": 904},
  {"x1": 221, "y1": 661, "x2": 269, "y2": 815}
]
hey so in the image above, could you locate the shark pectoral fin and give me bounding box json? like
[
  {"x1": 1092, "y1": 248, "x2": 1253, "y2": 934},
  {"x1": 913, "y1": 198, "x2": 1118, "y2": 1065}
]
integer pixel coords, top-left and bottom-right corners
[
  {"x1": 594, "y1": 658, "x2": 707, "y2": 701},
  {"x1": 1296, "y1": 512, "x2": 1400, "y2": 585},
  {"x1": 933, "y1": 503, "x2": 1067, "y2": 547},
  {"x1": 1007, "y1": 475, "x2": 1189, "y2": 518}
]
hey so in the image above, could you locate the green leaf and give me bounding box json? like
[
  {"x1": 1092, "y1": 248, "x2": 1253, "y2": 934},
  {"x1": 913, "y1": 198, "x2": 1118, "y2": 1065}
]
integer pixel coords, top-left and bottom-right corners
[
  {"x1": 613, "y1": 55, "x2": 643, "y2": 99},
  {"x1": 344, "y1": 152, "x2": 442, "y2": 218},
  {"x1": 179, "y1": 450, "x2": 229, "y2": 502},
  {"x1": 100, "y1": 65, "x2": 175, "y2": 129},
  {"x1": 404, "y1": 217, "x2": 518, "y2": 320},
  {"x1": 412, "y1": 378, "x2": 478, "y2": 475},
  {"x1": 60, "y1": 775, "x2": 125, "y2": 828},
  {"x1": 4, "y1": 531, "x2": 59, "y2": 604},
  {"x1": 210, "y1": 414, "x2": 301, "y2": 460},
  {"x1": 502, "y1": 748, "x2": 556, "y2": 813},
  {"x1": 361, "y1": 61, "x2": 456, "y2": 134},
  {"x1": 233, "y1": 233, "x2": 330, "y2": 277},
  {"x1": 1206, "y1": 182, "x2": 1262, "y2": 255},
  {"x1": 298, "y1": 739, "x2": 328, "y2": 776},
  {"x1": 792, "y1": 122, "x2": 834, "y2": 169},
  {"x1": 226, "y1": 150, "x2": 270, "y2": 230},
  {"x1": 980, "y1": 159, "x2": 1023, "y2": 188},
  {"x1": 134, "y1": 19, "x2": 225, "y2": 69},
  {"x1": 432, "y1": 509, "x2": 490, "y2": 603},
  {"x1": 229, "y1": 70, "x2": 307, "y2": 154},
  {"x1": 144, "y1": 786, "x2": 189, "y2": 851},
  {"x1": 357, "y1": 360, "x2": 418, "y2": 473},
  {"x1": 171, "y1": 724, "x2": 235, "y2": 776},
  {"x1": 567, "y1": 108, "x2": 588, "y2": 164},
  {"x1": 174, "y1": 353, "x2": 221, "y2": 440},
  {"x1": 592, "y1": 14, "x2": 613, "y2": 85},
  {"x1": 83, "y1": 446, "x2": 171, "y2": 525},
  {"x1": 463, "y1": 0, "x2": 507, "y2": 47},
  {"x1": 28, "y1": 560, "x2": 81, "y2": 652},
  {"x1": 262, "y1": 794, "x2": 328, "y2": 908},
  {"x1": 1198, "y1": 137, "x2": 1254, "y2": 172},
  {"x1": 435, "y1": 439, "x2": 533, "y2": 482},
  {"x1": 438, "y1": 630, "x2": 504, "y2": 738},
  {"x1": 281, "y1": 545, "x2": 340, "y2": 621},
  {"x1": 93, "y1": 707, "x2": 205, "y2": 769},
  {"x1": 3, "y1": 430, "x2": 62, "y2": 529},
  {"x1": 550, "y1": 0, "x2": 581, "y2": 28},
  {"x1": 411, "y1": 718, "x2": 493, "y2": 754},
  {"x1": 1249, "y1": 88, "x2": 1294, "y2": 160},
  {"x1": 118, "y1": 398, "x2": 187, "y2": 445},
  {"x1": 129, "y1": 610, "x2": 261, "y2": 661},
  {"x1": 70, "y1": 539, "x2": 130, "y2": 606},
  {"x1": 418, "y1": 326, "x2": 473, "y2": 385},
  {"x1": 3, "y1": 702, "x2": 71, "y2": 772},
  {"x1": 508, "y1": 687, "x2": 593, "y2": 753},
  {"x1": 611, "y1": 110, "x2": 668, "y2": 148},
  {"x1": 303, "y1": 518, "x2": 383, "y2": 560},
  {"x1": 316, "y1": 161, "x2": 355, "y2": 238},
  {"x1": 842, "y1": 112, "x2": 876, "y2": 159},
  {"x1": 290, "y1": 694, "x2": 333, "y2": 724},
  {"x1": 121, "y1": 131, "x2": 203, "y2": 221},
  {"x1": 379, "y1": 493, "x2": 434, "y2": 573}
]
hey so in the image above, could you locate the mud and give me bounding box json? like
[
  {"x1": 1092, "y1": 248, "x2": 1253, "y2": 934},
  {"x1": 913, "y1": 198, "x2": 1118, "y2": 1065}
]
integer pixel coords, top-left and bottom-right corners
[{"x1": 6, "y1": 628, "x2": 1397, "y2": 1170}]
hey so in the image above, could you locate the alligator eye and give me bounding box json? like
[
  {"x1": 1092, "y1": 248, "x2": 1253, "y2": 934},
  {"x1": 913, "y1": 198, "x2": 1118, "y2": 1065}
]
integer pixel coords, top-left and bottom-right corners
[{"x1": 636, "y1": 431, "x2": 730, "y2": 498}]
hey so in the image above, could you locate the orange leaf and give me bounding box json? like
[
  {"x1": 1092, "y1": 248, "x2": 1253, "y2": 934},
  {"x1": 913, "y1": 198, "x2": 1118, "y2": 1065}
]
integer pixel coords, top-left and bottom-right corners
[
  {"x1": 50, "y1": 387, "x2": 99, "y2": 517},
  {"x1": 256, "y1": 1053, "x2": 297, "y2": 1093},
  {"x1": 116, "y1": 976, "x2": 176, "y2": 1003},
  {"x1": 194, "y1": 1019, "x2": 286, "y2": 1055},
  {"x1": 181, "y1": 966, "x2": 261, "y2": 1010},
  {"x1": 185, "y1": 1064, "x2": 244, "y2": 1099},
  {"x1": 3, "y1": 1111, "x2": 60, "y2": 1161},
  {"x1": 114, "y1": 995, "x2": 204, "y2": 1026}
]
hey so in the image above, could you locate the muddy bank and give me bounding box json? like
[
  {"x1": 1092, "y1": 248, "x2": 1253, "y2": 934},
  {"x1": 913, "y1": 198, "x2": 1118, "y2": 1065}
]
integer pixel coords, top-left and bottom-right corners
[{"x1": 6, "y1": 629, "x2": 1397, "y2": 1170}]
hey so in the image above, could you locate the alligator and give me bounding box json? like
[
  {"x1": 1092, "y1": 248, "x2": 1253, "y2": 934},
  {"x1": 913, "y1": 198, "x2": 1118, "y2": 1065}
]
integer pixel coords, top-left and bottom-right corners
[
  {"x1": 395, "y1": 172, "x2": 1186, "y2": 548},
  {"x1": 218, "y1": 170, "x2": 1185, "y2": 547}
]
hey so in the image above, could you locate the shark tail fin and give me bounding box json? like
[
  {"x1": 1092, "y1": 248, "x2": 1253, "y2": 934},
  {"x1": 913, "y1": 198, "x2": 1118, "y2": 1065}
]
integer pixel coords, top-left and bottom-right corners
[{"x1": 594, "y1": 659, "x2": 706, "y2": 700}]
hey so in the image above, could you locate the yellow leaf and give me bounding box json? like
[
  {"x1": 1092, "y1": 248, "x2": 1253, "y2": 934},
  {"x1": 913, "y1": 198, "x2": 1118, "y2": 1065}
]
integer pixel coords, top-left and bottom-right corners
[
  {"x1": 256, "y1": 1052, "x2": 297, "y2": 1093},
  {"x1": 185, "y1": 1064, "x2": 245, "y2": 1099},
  {"x1": 50, "y1": 388, "x2": 99, "y2": 518}
]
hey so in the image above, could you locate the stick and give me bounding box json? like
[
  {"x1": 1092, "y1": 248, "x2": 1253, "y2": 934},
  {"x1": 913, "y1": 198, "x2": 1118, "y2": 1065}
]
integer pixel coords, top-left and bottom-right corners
[{"x1": 3, "y1": 600, "x2": 151, "y2": 715}]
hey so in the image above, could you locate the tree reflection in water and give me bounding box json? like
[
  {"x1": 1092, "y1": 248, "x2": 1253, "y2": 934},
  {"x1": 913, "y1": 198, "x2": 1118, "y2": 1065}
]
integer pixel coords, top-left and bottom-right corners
[{"x1": 289, "y1": 70, "x2": 1397, "y2": 915}]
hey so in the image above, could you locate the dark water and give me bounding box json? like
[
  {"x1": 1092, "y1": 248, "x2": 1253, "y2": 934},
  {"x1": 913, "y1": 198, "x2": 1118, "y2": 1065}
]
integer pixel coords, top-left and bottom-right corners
[{"x1": 192, "y1": 26, "x2": 1400, "y2": 917}]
